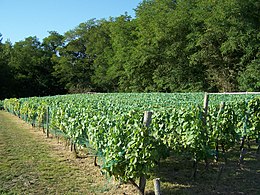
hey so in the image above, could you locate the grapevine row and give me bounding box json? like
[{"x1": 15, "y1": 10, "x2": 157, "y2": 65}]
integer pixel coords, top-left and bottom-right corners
[{"x1": 2, "y1": 93, "x2": 260, "y2": 193}]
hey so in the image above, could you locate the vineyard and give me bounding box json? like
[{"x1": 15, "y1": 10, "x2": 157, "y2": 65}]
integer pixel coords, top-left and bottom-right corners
[{"x1": 2, "y1": 93, "x2": 260, "y2": 194}]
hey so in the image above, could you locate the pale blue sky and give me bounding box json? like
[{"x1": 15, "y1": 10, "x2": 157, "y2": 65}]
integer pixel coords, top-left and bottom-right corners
[{"x1": 0, "y1": 0, "x2": 143, "y2": 43}]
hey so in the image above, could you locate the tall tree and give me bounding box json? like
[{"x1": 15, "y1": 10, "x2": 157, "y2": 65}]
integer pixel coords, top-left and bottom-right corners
[
  {"x1": 236, "y1": 0, "x2": 260, "y2": 91},
  {"x1": 42, "y1": 31, "x2": 64, "y2": 53},
  {"x1": 107, "y1": 14, "x2": 137, "y2": 92},
  {"x1": 150, "y1": 0, "x2": 206, "y2": 92},
  {"x1": 0, "y1": 35, "x2": 14, "y2": 99},
  {"x1": 10, "y1": 36, "x2": 59, "y2": 97},
  {"x1": 127, "y1": 0, "x2": 167, "y2": 92},
  {"x1": 52, "y1": 21, "x2": 96, "y2": 93},
  {"x1": 87, "y1": 19, "x2": 114, "y2": 92},
  {"x1": 128, "y1": 0, "x2": 204, "y2": 92},
  {"x1": 2, "y1": 0, "x2": 259, "y2": 96},
  {"x1": 53, "y1": 19, "x2": 114, "y2": 92},
  {"x1": 187, "y1": 0, "x2": 260, "y2": 92}
]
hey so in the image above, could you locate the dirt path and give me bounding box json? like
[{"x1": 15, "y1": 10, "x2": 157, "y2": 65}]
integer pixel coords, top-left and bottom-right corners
[{"x1": 0, "y1": 111, "x2": 137, "y2": 195}]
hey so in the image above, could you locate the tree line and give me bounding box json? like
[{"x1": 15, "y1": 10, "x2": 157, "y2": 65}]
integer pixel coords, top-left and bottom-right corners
[{"x1": 1, "y1": 0, "x2": 259, "y2": 99}]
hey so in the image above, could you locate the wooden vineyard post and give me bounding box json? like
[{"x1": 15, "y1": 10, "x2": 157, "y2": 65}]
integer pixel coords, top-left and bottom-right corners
[
  {"x1": 239, "y1": 136, "x2": 246, "y2": 165},
  {"x1": 153, "y1": 178, "x2": 161, "y2": 195},
  {"x1": 139, "y1": 176, "x2": 146, "y2": 195},
  {"x1": 143, "y1": 111, "x2": 153, "y2": 127},
  {"x1": 203, "y1": 92, "x2": 209, "y2": 123},
  {"x1": 138, "y1": 111, "x2": 153, "y2": 195},
  {"x1": 46, "y1": 106, "x2": 49, "y2": 138}
]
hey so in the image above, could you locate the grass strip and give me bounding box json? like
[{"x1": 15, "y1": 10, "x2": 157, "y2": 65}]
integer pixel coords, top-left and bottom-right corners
[{"x1": 0, "y1": 111, "x2": 136, "y2": 195}]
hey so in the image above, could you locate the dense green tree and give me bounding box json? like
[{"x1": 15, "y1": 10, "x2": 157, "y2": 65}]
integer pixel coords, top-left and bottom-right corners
[
  {"x1": 9, "y1": 36, "x2": 61, "y2": 97},
  {"x1": 150, "y1": 0, "x2": 205, "y2": 92},
  {"x1": 187, "y1": 0, "x2": 260, "y2": 92},
  {"x1": 236, "y1": 0, "x2": 260, "y2": 91},
  {"x1": 108, "y1": 14, "x2": 137, "y2": 92},
  {"x1": 52, "y1": 21, "x2": 96, "y2": 93},
  {"x1": 42, "y1": 31, "x2": 64, "y2": 53},
  {"x1": 87, "y1": 19, "x2": 114, "y2": 92},
  {"x1": 0, "y1": 36, "x2": 14, "y2": 98},
  {"x1": 238, "y1": 59, "x2": 260, "y2": 92},
  {"x1": 126, "y1": 0, "x2": 204, "y2": 92},
  {"x1": 41, "y1": 31, "x2": 67, "y2": 95},
  {"x1": 53, "y1": 19, "x2": 114, "y2": 93},
  {"x1": 126, "y1": 0, "x2": 167, "y2": 92},
  {"x1": 1, "y1": 0, "x2": 259, "y2": 97}
]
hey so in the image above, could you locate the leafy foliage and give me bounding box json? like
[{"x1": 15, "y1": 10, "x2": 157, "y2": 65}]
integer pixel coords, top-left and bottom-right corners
[{"x1": 3, "y1": 93, "x2": 260, "y2": 183}]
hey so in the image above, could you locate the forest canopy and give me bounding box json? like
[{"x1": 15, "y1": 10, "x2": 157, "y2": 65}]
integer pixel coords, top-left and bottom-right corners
[{"x1": 1, "y1": 0, "x2": 259, "y2": 99}]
